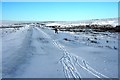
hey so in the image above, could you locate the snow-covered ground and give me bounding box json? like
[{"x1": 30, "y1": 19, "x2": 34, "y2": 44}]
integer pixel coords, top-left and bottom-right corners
[
  {"x1": 45, "y1": 18, "x2": 118, "y2": 27},
  {"x1": 1, "y1": 24, "x2": 118, "y2": 78}
]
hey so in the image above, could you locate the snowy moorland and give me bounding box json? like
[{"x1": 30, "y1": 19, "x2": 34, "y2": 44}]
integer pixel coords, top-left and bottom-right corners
[
  {"x1": 45, "y1": 18, "x2": 118, "y2": 27},
  {"x1": 1, "y1": 18, "x2": 119, "y2": 78}
]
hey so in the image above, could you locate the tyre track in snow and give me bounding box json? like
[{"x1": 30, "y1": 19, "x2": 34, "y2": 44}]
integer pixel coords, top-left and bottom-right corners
[
  {"x1": 2, "y1": 27, "x2": 34, "y2": 77},
  {"x1": 35, "y1": 27, "x2": 110, "y2": 79}
]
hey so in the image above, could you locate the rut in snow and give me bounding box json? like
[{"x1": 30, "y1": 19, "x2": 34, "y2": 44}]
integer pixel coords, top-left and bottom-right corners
[
  {"x1": 2, "y1": 27, "x2": 34, "y2": 77},
  {"x1": 35, "y1": 27, "x2": 110, "y2": 79}
]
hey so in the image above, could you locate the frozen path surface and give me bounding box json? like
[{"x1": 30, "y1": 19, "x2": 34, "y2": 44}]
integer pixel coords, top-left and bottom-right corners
[
  {"x1": 19, "y1": 27, "x2": 65, "y2": 78},
  {"x1": 2, "y1": 26, "x2": 34, "y2": 77},
  {"x1": 2, "y1": 26, "x2": 118, "y2": 78},
  {"x1": 2, "y1": 26, "x2": 65, "y2": 78},
  {"x1": 33, "y1": 27, "x2": 111, "y2": 78}
]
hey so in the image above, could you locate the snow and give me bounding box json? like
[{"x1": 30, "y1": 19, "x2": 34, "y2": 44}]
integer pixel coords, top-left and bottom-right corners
[
  {"x1": 44, "y1": 18, "x2": 118, "y2": 27},
  {"x1": 91, "y1": 20, "x2": 118, "y2": 27},
  {"x1": 46, "y1": 23, "x2": 62, "y2": 26},
  {"x1": 41, "y1": 27, "x2": 118, "y2": 78},
  {"x1": 2, "y1": 23, "x2": 118, "y2": 78}
]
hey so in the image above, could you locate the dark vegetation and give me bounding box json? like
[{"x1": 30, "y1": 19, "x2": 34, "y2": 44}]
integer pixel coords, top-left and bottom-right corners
[
  {"x1": 1, "y1": 22, "x2": 120, "y2": 32},
  {"x1": 0, "y1": 25, "x2": 24, "y2": 28},
  {"x1": 63, "y1": 38, "x2": 72, "y2": 41},
  {"x1": 46, "y1": 25, "x2": 120, "y2": 32}
]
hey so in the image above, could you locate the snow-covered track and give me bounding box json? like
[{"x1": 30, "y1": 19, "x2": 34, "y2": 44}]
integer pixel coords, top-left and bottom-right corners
[
  {"x1": 2, "y1": 27, "x2": 34, "y2": 77},
  {"x1": 35, "y1": 27, "x2": 110, "y2": 79}
]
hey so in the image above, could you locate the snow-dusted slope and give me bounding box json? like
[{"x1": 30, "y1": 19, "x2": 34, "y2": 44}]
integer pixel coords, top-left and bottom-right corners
[
  {"x1": 1, "y1": 18, "x2": 118, "y2": 28},
  {"x1": 2, "y1": 24, "x2": 118, "y2": 78},
  {"x1": 44, "y1": 18, "x2": 118, "y2": 27},
  {"x1": 90, "y1": 18, "x2": 118, "y2": 27}
]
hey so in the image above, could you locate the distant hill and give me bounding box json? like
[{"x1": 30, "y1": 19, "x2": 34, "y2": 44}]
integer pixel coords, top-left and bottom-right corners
[
  {"x1": 0, "y1": 18, "x2": 119, "y2": 27},
  {"x1": 45, "y1": 18, "x2": 118, "y2": 27}
]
